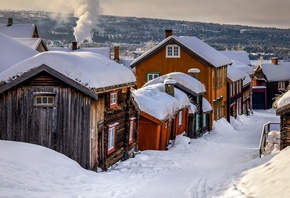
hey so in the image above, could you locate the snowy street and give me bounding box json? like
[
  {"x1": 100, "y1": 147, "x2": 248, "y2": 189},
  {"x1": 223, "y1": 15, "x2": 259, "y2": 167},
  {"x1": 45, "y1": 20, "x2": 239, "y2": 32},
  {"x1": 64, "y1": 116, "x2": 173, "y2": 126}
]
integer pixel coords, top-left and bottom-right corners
[{"x1": 0, "y1": 109, "x2": 284, "y2": 198}]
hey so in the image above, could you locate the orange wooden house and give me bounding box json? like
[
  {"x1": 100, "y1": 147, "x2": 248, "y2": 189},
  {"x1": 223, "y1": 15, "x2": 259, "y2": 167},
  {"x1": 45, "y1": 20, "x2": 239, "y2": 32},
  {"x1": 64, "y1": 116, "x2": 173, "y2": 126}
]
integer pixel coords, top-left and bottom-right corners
[
  {"x1": 130, "y1": 30, "x2": 232, "y2": 129},
  {"x1": 132, "y1": 79, "x2": 190, "y2": 150}
]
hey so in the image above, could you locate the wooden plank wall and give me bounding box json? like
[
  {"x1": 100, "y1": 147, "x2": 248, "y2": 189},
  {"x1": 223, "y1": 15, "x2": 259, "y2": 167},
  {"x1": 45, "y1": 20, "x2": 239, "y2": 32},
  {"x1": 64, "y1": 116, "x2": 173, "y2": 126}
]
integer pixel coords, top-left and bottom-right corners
[{"x1": 0, "y1": 73, "x2": 92, "y2": 169}]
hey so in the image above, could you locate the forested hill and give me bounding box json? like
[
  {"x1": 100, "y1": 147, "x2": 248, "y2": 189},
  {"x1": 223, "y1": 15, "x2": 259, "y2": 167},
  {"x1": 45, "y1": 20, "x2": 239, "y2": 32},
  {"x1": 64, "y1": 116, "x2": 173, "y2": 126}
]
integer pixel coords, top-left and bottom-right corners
[{"x1": 1, "y1": 10, "x2": 290, "y2": 60}]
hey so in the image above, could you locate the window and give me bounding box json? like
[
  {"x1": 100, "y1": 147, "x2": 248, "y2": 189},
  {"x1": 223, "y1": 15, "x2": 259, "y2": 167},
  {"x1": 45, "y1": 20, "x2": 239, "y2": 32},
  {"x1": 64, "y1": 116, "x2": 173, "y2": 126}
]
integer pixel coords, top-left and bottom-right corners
[
  {"x1": 203, "y1": 113, "x2": 207, "y2": 128},
  {"x1": 129, "y1": 118, "x2": 136, "y2": 144},
  {"x1": 166, "y1": 45, "x2": 180, "y2": 58},
  {"x1": 34, "y1": 93, "x2": 56, "y2": 107},
  {"x1": 110, "y1": 91, "x2": 118, "y2": 109},
  {"x1": 278, "y1": 82, "x2": 285, "y2": 91},
  {"x1": 195, "y1": 114, "x2": 200, "y2": 131},
  {"x1": 107, "y1": 123, "x2": 119, "y2": 154},
  {"x1": 178, "y1": 111, "x2": 182, "y2": 126},
  {"x1": 147, "y1": 72, "x2": 160, "y2": 82}
]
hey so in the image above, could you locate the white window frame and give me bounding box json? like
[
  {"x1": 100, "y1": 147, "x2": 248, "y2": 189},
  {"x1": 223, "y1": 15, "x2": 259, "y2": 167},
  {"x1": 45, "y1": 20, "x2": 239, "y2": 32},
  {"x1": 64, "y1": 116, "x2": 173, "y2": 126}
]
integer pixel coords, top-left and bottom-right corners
[
  {"x1": 129, "y1": 117, "x2": 136, "y2": 144},
  {"x1": 166, "y1": 45, "x2": 180, "y2": 58},
  {"x1": 278, "y1": 81, "x2": 285, "y2": 91},
  {"x1": 147, "y1": 72, "x2": 160, "y2": 82},
  {"x1": 110, "y1": 91, "x2": 118, "y2": 109},
  {"x1": 34, "y1": 93, "x2": 56, "y2": 107},
  {"x1": 108, "y1": 122, "x2": 119, "y2": 154},
  {"x1": 178, "y1": 111, "x2": 182, "y2": 126}
]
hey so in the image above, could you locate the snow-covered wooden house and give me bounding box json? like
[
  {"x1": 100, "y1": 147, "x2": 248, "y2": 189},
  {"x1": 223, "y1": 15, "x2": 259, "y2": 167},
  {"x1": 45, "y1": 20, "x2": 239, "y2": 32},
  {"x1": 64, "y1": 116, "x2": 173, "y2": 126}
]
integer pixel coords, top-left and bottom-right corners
[
  {"x1": 143, "y1": 71, "x2": 212, "y2": 137},
  {"x1": 254, "y1": 58, "x2": 290, "y2": 109},
  {"x1": 132, "y1": 79, "x2": 190, "y2": 150},
  {"x1": 0, "y1": 51, "x2": 138, "y2": 171},
  {"x1": 130, "y1": 30, "x2": 231, "y2": 131}
]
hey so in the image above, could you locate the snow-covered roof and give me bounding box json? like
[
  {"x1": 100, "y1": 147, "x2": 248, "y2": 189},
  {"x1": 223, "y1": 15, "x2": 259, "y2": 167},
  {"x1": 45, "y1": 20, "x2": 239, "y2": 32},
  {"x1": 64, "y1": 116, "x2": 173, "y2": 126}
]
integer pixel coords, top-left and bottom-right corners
[
  {"x1": 220, "y1": 51, "x2": 251, "y2": 65},
  {"x1": 0, "y1": 23, "x2": 36, "y2": 38},
  {"x1": 0, "y1": 32, "x2": 38, "y2": 73},
  {"x1": 143, "y1": 72, "x2": 206, "y2": 94},
  {"x1": 14, "y1": 38, "x2": 44, "y2": 50},
  {"x1": 131, "y1": 35, "x2": 232, "y2": 68},
  {"x1": 259, "y1": 62, "x2": 290, "y2": 82},
  {"x1": 132, "y1": 83, "x2": 190, "y2": 121},
  {"x1": 227, "y1": 65, "x2": 246, "y2": 82},
  {"x1": 231, "y1": 60, "x2": 254, "y2": 76},
  {"x1": 0, "y1": 51, "x2": 136, "y2": 93},
  {"x1": 188, "y1": 103, "x2": 197, "y2": 114},
  {"x1": 203, "y1": 97, "x2": 213, "y2": 113},
  {"x1": 49, "y1": 47, "x2": 111, "y2": 59},
  {"x1": 277, "y1": 90, "x2": 290, "y2": 110}
]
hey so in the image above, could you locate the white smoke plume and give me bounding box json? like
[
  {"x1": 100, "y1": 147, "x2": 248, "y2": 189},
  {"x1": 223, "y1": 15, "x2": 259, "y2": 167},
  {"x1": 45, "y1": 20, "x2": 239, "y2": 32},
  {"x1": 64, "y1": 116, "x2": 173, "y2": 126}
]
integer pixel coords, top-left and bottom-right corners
[
  {"x1": 1, "y1": 0, "x2": 102, "y2": 43},
  {"x1": 72, "y1": 0, "x2": 102, "y2": 43}
]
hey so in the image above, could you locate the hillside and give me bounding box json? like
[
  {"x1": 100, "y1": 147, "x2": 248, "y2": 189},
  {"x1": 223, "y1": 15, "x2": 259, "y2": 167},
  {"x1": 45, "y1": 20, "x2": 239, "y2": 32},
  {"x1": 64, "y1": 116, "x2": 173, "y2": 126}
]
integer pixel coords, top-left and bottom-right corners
[{"x1": 1, "y1": 10, "x2": 290, "y2": 60}]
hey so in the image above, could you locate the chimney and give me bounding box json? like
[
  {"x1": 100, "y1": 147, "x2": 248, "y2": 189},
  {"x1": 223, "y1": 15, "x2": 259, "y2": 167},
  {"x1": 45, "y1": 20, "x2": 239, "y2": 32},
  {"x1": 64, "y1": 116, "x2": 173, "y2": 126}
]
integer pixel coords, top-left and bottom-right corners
[
  {"x1": 114, "y1": 45, "x2": 120, "y2": 62},
  {"x1": 271, "y1": 57, "x2": 279, "y2": 65},
  {"x1": 72, "y1": 41, "x2": 78, "y2": 50},
  {"x1": 164, "y1": 77, "x2": 176, "y2": 97},
  {"x1": 165, "y1": 29, "x2": 173, "y2": 38},
  {"x1": 188, "y1": 68, "x2": 200, "y2": 79},
  {"x1": 7, "y1": 18, "x2": 13, "y2": 26}
]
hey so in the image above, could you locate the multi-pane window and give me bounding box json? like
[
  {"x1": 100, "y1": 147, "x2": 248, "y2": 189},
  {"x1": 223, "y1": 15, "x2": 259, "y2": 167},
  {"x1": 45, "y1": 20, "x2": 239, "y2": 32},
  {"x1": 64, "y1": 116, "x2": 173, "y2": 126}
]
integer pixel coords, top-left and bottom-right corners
[
  {"x1": 166, "y1": 45, "x2": 180, "y2": 57},
  {"x1": 178, "y1": 111, "x2": 182, "y2": 126},
  {"x1": 147, "y1": 72, "x2": 160, "y2": 82},
  {"x1": 110, "y1": 92, "x2": 118, "y2": 109},
  {"x1": 34, "y1": 93, "x2": 56, "y2": 106},
  {"x1": 278, "y1": 82, "x2": 285, "y2": 91},
  {"x1": 108, "y1": 123, "x2": 119, "y2": 154}
]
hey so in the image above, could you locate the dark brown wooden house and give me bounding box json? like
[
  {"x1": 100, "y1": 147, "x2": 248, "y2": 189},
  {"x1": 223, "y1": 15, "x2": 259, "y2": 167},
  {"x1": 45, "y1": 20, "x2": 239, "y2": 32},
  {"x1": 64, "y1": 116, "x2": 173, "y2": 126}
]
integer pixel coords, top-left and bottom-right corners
[
  {"x1": 132, "y1": 80, "x2": 190, "y2": 150},
  {"x1": 0, "y1": 51, "x2": 138, "y2": 171}
]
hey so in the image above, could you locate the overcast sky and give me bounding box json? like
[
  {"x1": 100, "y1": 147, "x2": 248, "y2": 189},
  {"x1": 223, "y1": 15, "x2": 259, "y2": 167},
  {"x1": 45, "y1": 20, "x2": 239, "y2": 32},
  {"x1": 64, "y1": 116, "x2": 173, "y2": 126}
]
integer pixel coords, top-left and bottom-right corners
[{"x1": 1, "y1": 0, "x2": 290, "y2": 28}]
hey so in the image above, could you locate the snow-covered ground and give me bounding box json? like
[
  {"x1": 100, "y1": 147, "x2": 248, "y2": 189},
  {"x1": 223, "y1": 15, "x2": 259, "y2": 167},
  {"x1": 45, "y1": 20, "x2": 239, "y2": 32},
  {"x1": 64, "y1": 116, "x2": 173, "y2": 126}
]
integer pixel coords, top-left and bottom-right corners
[{"x1": 1, "y1": 109, "x2": 288, "y2": 198}]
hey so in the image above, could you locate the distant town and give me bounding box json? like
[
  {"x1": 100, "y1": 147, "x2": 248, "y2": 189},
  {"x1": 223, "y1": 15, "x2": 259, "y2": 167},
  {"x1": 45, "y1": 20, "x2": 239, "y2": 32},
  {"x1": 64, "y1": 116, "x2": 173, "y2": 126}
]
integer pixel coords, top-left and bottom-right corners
[{"x1": 1, "y1": 9, "x2": 290, "y2": 60}]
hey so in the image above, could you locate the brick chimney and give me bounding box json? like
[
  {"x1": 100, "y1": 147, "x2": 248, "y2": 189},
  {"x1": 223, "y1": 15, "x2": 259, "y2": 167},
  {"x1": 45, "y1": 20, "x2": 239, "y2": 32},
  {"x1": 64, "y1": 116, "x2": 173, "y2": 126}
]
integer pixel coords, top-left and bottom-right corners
[
  {"x1": 71, "y1": 41, "x2": 78, "y2": 50},
  {"x1": 271, "y1": 57, "x2": 279, "y2": 65},
  {"x1": 7, "y1": 18, "x2": 13, "y2": 26},
  {"x1": 188, "y1": 68, "x2": 200, "y2": 79},
  {"x1": 164, "y1": 77, "x2": 176, "y2": 97},
  {"x1": 165, "y1": 29, "x2": 173, "y2": 38},
  {"x1": 114, "y1": 45, "x2": 120, "y2": 62}
]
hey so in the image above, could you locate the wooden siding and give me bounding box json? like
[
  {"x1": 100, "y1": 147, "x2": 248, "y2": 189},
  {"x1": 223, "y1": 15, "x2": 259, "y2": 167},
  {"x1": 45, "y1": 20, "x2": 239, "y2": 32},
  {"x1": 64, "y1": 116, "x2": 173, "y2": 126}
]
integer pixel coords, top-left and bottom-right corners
[
  {"x1": 280, "y1": 114, "x2": 290, "y2": 150},
  {"x1": 0, "y1": 73, "x2": 92, "y2": 169},
  {"x1": 134, "y1": 41, "x2": 228, "y2": 128},
  {"x1": 101, "y1": 89, "x2": 138, "y2": 170}
]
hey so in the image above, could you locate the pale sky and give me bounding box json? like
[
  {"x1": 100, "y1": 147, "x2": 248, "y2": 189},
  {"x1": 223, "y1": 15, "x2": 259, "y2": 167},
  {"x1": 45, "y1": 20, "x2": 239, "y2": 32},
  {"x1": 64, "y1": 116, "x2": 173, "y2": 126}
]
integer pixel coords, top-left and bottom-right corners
[{"x1": 1, "y1": 0, "x2": 290, "y2": 28}]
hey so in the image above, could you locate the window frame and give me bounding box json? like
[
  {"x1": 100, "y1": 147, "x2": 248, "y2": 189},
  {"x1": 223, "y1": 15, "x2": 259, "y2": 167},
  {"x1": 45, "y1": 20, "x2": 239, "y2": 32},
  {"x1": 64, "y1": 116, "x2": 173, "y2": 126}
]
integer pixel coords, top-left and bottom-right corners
[
  {"x1": 33, "y1": 92, "x2": 56, "y2": 107},
  {"x1": 178, "y1": 111, "x2": 182, "y2": 126},
  {"x1": 107, "y1": 122, "x2": 119, "y2": 154},
  {"x1": 129, "y1": 117, "x2": 136, "y2": 144},
  {"x1": 146, "y1": 72, "x2": 160, "y2": 82},
  {"x1": 278, "y1": 81, "x2": 285, "y2": 91},
  {"x1": 110, "y1": 91, "x2": 118, "y2": 109},
  {"x1": 166, "y1": 45, "x2": 180, "y2": 58}
]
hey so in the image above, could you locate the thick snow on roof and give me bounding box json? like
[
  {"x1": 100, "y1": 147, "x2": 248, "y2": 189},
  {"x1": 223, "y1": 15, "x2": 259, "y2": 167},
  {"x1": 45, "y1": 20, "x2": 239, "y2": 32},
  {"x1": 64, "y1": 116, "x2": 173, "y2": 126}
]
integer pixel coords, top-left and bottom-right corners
[
  {"x1": 49, "y1": 47, "x2": 111, "y2": 58},
  {"x1": 0, "y1": 32, "x2": 38, "y2": 73},
  {"x1": 14, "y1": 38, "x2": 43, "y2": 50},
  {"x1": 220, "y1": 51, "x2": 251, "y2": 65},
  {"x1": 175, "y1": 36, "x2": 232, "y2": 67},
  {"x1": 277, "y1": 89, "x2": 290, "y2": 109},
  {"x1": 0, "y1": 51, "x2": 136, "y2": 91},
  {"x1": 203, "y1": 97, "x2": 213, "y2": 113},
  {"x1": 132, "y1": 83, "x2": 190, "y2": 121},
  {"x1": 0, "y1": 24, "x2": 35, "y2": 38},
  {"x1": 260, "y1": 62, "x2": 290, "y2": 82},
  {"x1": 231, "y1": 60, "x2": 254, "y2": 75},
  {"x1": 227, "y1": 65, "x2": 246, "y2": 82},
  {"x1": 143, "y1": 72, "x2": 206, "y2": 94},
  {"x1": 131, "y1": 36, "x2": 232, "y2": 68}
]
